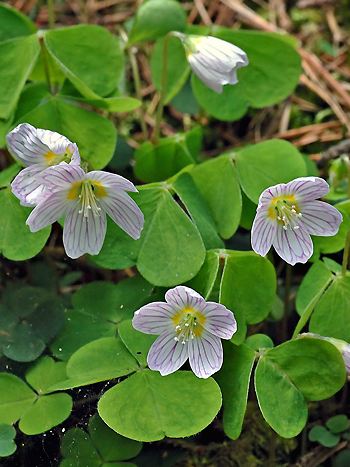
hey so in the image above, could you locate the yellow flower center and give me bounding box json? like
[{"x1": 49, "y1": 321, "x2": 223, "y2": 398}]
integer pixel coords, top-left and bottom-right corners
[
  {"x1": 268, "y1": 195, "x2": 303, "y2": 231},
  {"x1": 44, "y1": 147, "x2": 74, "y2": 166},
  {"x1": 171, "y1": 306, "x2": 206, "y2": 344},
  {"x1": 67, "y1": 180, "x2": 107, "y2": 217}
]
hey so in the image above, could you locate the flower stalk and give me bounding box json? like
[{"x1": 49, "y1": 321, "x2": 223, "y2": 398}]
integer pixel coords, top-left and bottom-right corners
[{"x1": 153, "y1": 34, "x2": 169, "y2": 143}]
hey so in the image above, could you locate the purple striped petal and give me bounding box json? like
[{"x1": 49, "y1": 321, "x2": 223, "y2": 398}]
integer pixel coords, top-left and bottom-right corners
[
  {"x1": 88, "y1": 171, "x2": 138, "y2": 193},
  {"x1": 257, "y1": 183, "x2": 288, "y2": 206},
  {"x1": 188, "y1": 331, "x2": 223, "y2": 378},
  {"x1": 36, "y1": 128, "x2": 80, "y2": 164},
  {"x1": 147, "y1": 331, "x2": 189, "y2": 376},
  {"x1": 251, "y1": 206, "x2": 277, "y2": 256},
  {"x1": 165, "y1": 286, "x2": 205, "y2": 309},
  {"x1": 40, "y1": 163, "x2": 85, "y2": 191},
  {"x1": 99, "y1": 191, "x2": 144, "y2": 240},
  {"x1": 26, "y1": 191, "x2": 68, "y2": 232},
  {"x1": 286, "y1": 177, "x2": 330, "y2": 202},
  {"x1": 199, "y1": 302, "x2": 237, "y2": 339},
  {"x1": 11, "y1": 164, "x2": 47, "y2": 206},
  {"x1": 273, "y1": 226, "x2": 313, "y2": 265},
  {"x1": 300, "y1": 200, "x2": 342, "y2": 236},
  {"x1": 6, "y1": 123, "x2": 52, "y2": 166},
  {"x1": 132, "y1": 302, "x2": 175, "y2": 335},
  {"x1": 63, "y1": 206, "x2": 107, "y2": 259}
]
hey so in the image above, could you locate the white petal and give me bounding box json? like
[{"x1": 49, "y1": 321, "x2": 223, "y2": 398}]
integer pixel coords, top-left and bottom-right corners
[
  {"x1": 40, "y1": 163, "x2": 85, "y2": 192},
  {"x1": 300, "y1": 200, "x2": 342, "y2": 236},
  {"x1": 132, "y1": 302, "x2": 175, "y2": 335},
  {"x1": 273, "y1": 226, "x2": 313, "y2": 265},
  {"x1": 88, "y1": 171, "x2": 138, "y2": 192},
  {"x1": 165, "y1": 286, "x2": 205, "y2": 309},
  {"x1": 199, "y1": 302, "x2": 237, "y2": 339},
  {"x1": 26, "y1": 191, "x2": 68, "y2": 232},
  {"x1": 63, "y1": 206, "x2": 107, "y2": 259},
  {"x1": 36, "y1": 128, "x2": 80, "y2": 164},
  {"x1": 99, "y1": 191, "x2": 144, "y2": 240},
  {"x1": 6, "y1": 123, "x2": 52, "y2": 166},
  {"x1": 286, "y1": 177, "x2": 330, "y2": 202},
  {"x1": 147, "y1": 331, "x2": 189, "y2": 376},
  {"x1": 199, "y1": 36, "x2": 248, "y2": 71},
  {"x1": 11, "y1": 164, "x2": 47, "y2": 206},
  {"x1": 188, "y1": 331, "x2": 223, "y2": 378},
  {"x1": 251, "y1": 206, "x2": 277, "y2": 256},
  {"x1": 189, "y1": 55, "x2": 224, "y2": 93}
]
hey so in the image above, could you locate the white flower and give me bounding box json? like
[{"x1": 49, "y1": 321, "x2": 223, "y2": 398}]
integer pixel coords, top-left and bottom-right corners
[
  {"x1": 177, "y1": 34, "x2": 248, "y2": 93},
  {"x1": 26, "y1": 163, "x2": 144, "y2": 259},
  {"x1": 251, "y1": 177, "x2": 343, "y2": 265},
  {"x1": 7, "y1": 123, "x2": 80, "y2": 206},
  {"x1": 132, "y1": 286, "x2": 237, "y2": 378}
]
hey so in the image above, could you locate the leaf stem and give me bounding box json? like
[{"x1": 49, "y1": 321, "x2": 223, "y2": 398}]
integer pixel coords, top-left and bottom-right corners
[
  {"x1": 47, "y1": 0, "x2": 55, "y2": 29},
  {"x1": 128, "y1": 46, "x2": 147, "y2": 139},
  {"x1": 153, "y1": 34, "x2": 169, "y2": 143},
  {"x1": 342, "y1": 230, "x2": 350, "y2": 276},
  {"x1": 39, "y1": 36, "x2": 54, "y2": 94}
]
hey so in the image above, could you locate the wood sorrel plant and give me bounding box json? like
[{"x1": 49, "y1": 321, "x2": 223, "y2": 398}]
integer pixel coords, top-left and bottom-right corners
[{"x1": 0, "y1": 0, "x2": 349, "y2": 464}]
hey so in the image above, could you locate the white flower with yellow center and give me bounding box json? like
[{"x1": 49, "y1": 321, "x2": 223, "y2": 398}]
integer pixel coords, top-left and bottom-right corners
[
  {"x1": 132, "y1": 286, "x2": 237, "y2": 378},
  {"x1": 177, "y1": 33, "x2": 248, "y2": 93},
  {"x1": 7, "y1": 123, "x2": 80, "y2": 206},
  {"x1": 251, "y1": 177, "x2": 342, "y2": 265},
  {"x1": 26, "y1": 163, "x2": 144, "y2": 259}
]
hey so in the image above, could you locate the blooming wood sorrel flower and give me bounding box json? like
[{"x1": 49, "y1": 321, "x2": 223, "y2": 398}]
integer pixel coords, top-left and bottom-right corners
[
  {"x1": 132, "y1": 286, "x2": 237, "y2": 378},
  {"x1": 175, "y1": 33, "x2": 248, "y2": 93},
  {"x1": 7, "y1": 123, "x2": 80, "y2": 206},
  {"x1": 26, "y1": 163, "x2": 144, "y2": 259},
  {"x1": 251, "y1": 177, "x2": 342, "y2": 265}
]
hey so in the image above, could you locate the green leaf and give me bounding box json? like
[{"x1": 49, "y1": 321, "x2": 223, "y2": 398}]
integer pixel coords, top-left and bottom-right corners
[
  {"x1": 74, "y1": 96, "x2": 141, "y2": 113},
  {"x1": 296, "y1": 260, "x2": 334, "y2": 316},
  {"x1": 151, "y1": 35, "x2": 189, "y2": 103},
  {"x1": 16, "y1": 95, "x2": 117, "y2": 169},
  {"x1": 235, "y1": 139, "x2": 307, "y2": 203},
  {"x1": 118, "y1": 320, "x2": 156, "y2": 367},
  {"x1": 89, "y1": 415, "x2": 142, "y2": 462},
  {"x1": 44, "y1": 25, "x2": 124, "y2": 98},
  {"x1": 240, "y1": 192, "x2": 256, "y2": 230},
  {"x1": 51, "y1": 277, "x2": 154, "y2": 360},
  {"x1": 255, "y1": 337, "x2": 346, "y2": 437},
  {"x1": 0, "y1": 164, "x2": 20, "y2": 187},
  {"x1": 19, "y1": 393, "x2": 73, "y2": 435},
  {"x1": 173, "y1": 173, "x2": 224, "y2": 249},
  {"x1": 0, "y1": 286, "x2": 64, "y2": 362},
  {"x1": 0, "y1": 373, "x2": 36, "y2": 425},
  {"x1": 309, "y1": 425, "x2": 339, "y2": 447},
  {"x1": 191, "y1": 154, "x2": 242, "y2": 238},
  {"x1": 187, "y1": 250, "x2": 220, "y2": 299},
  {"x1": 90, "y1": 218, "x2": 141, "y2": 270},
  {"x1": 245, "y1": 334, "x2": 274, "y2": 351},
  {"x1": 310, "y1": 276, "x2": 350, "y2": 342},
  {"x1": 0, "y1": 34, "x2": 40, "y2": 120},
  {"x1": 25, "y1": 356, "x2": 68, "y2": 395},
  {"x1": 134, "y1": 128, "x2": 201, "y2": 183},
  {"x1": 53, "y1": 337, "x2": 139, "y2": 390},
  {"x1": 216, "y1": 343, "x2": 255, "y2": 440},
  {"x1": 326, "y1": 415, "x2": 350, "y2": 434},
  {"x1": 128, "y1": 0, "x2": 186, "y2": 45},
  {"x1": 137, "y1": 187, "x2": 206, "y2": 286},
  {"x1": 192, "y1": 29, "x2": 301, "y2": 121},
  {"x1": 220, "y1": 250, "x2": 276, "y2": 324},
  {"x1": 0, "y1": 424, "x2": 16, "y2": 458},
  {"x1": 0, "y1": 4, "x2": 36, "y2": 42},
  {"x1": 98, "y1": 370, "x2": 222, "y2": 442}
]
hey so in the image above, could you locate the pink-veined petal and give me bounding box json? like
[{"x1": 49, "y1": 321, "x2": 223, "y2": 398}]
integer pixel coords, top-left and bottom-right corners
[
  {"x1": 36, "y1": 128, "x2": 80, "y2": 164},
  {"x1": 273, "y1": 226, "x2": 313, "y2": 265},
  {"x1": 301, "y1": 200, "x2": 342, "y2": 236},
  {"x1": 198, "y1": 302, "x2": 237, "y2": 339},
  {"x1": 287, "y1": 177, "x2": 330, "y2": 202},
  {"x1": 63, "y1": 206, "x2": 107, "y2": 259},
  {"x1": 147, "y1": 331, "x2": 189, "y2": 376},
  {"x1": 132, "y1": 302, "x2": 175, "y2": 335},
  {"x1": 99, "y1": 191, "x2": 144, "y2": 240},
  {"x1": 257, "y1": 183, "x2": 288, "y2": 206},
  {"x1": 6, "y1": 123, "x2": 52, "y2": 166},
  {"x1": 251, "y1": 206, "x2": 277, "y2": 257},
  {"x1": 88, "y1": 171, "x2": 138, "y2": 192},
  {"x1": 188, "y1": 55, "x2": 224, "y2": 93},
  {"x1": 11, "y1": 164, "x2": 47, "y2": 206},
  {"x1": 188, "y1": 331, "x2": 223, "y2": 378},
  {"x1": 26, "y1": 191, "x2": 68, "y2": 232},
  {"x1": 40, "y1": 163, "x2": 85, "y2": 191},
  {"x1": 165, "y1": 286, "x2": 205, "y2": 310}
]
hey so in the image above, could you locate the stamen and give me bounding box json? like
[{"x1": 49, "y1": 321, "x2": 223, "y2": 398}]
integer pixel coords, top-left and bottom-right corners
[
  {"x1": 173, "y1": 310, "x2": 204, "y2": 343},
  {"x1": 272, "y1": 198, "x2": 303, "y2": 231},
  {"x1": 78, "y1": 181, "x2": 102, "y2": 217}
]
